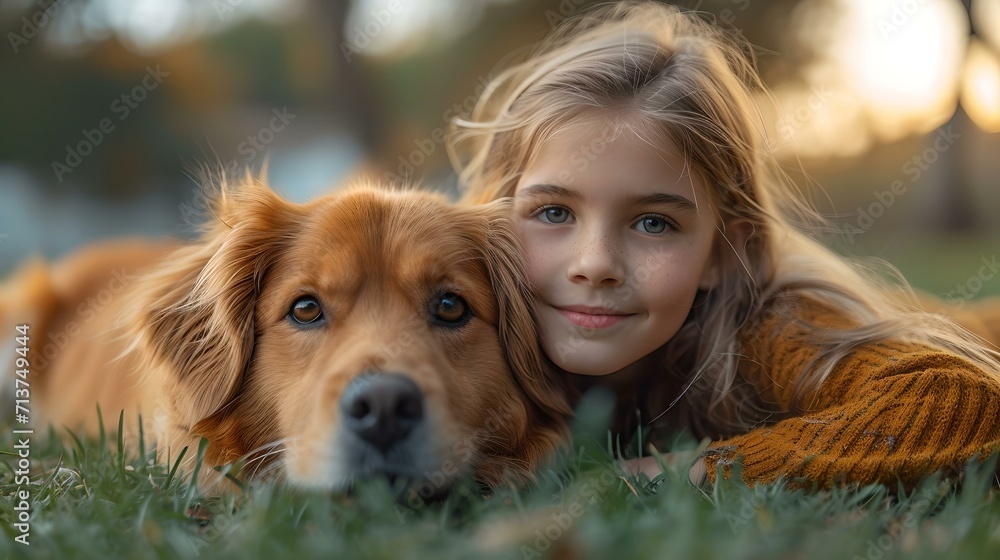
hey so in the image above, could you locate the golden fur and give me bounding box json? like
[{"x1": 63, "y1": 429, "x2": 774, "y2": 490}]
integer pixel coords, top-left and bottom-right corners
[{"x1": 1, "y1": 177, "x2": 567, "y2": 492}]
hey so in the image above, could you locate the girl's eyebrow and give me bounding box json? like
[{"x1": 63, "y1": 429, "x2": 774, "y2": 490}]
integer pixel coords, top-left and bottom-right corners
[
  {"x1": 625, "y1": 192, "x2": 697, "y2": 212},
  {"x1": 518, "y1": 184, "x2": 581, "y2": 200},
  {"x1": 519, "y1": 184, "x2": 697, "y2": 212}
]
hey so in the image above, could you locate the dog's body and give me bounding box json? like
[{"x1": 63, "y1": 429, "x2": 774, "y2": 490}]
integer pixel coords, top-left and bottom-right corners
[
  {"x1": 3, "y1": 241, "x2": 170, "y2": 435},
  {"x1": 2, "y1": 179, "x2": 569, "y2": 492}
]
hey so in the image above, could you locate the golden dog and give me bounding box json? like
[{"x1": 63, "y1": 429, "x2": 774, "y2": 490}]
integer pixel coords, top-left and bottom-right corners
[{"x1": 1, "y1": 176, "x2": 570, "y2": 492}]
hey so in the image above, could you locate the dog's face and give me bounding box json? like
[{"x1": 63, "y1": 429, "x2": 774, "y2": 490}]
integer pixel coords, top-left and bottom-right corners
[
  {"x1": 131, "y1": 180, "x2": 569, "y2": 492},
  {"x1": 255, "y1": 189, "x2": 553, "y2": 489}
]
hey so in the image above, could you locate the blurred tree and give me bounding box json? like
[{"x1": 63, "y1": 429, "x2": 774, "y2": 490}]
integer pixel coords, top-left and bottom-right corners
[{"x1": 926, "y1": 0, "x2": 984, "y2": 232}]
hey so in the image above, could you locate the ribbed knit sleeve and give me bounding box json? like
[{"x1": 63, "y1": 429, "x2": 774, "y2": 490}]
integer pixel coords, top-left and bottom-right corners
[{"x1": 700, "y1": 299, "x2": 1000, "y2": 489}]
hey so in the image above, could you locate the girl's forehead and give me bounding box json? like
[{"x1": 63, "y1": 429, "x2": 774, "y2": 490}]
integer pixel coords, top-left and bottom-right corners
[
  {"x1": 544, "y1": 109, "x2": 655, "y2": 144},
  {"x1": 527, "y1": 109, "x2": 687, "y2": 171},
  {"x1": 524, "y1": 115, "x2": 695, "y2": 177},
  {"x1": 515, "y1": 126, "x2": 712, "y2": 216}
]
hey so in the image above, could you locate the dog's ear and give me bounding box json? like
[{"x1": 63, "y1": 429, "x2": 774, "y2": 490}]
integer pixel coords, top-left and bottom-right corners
[
  {"x1": 129, "y1": 175, "x2": 300, "y2": 428},
  {"x1": 478, "y1": 198, "x2": 573, "y2": 418}
]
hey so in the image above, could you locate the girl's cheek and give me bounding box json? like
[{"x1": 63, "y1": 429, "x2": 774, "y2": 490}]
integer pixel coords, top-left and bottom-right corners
[
  {"x1": 524, "y1": 242, "x2": 554, "y2": 278},
  {"x1": 513, "y1": 215, "x2": 540, "y2": 244}
]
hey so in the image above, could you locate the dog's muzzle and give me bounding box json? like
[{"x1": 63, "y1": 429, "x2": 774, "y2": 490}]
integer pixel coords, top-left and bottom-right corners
[
  {"x1": 338, "y1": 371, "x2": 440, "y2": 482},
  {"x1": 333, "y1": 372, "x2": 458, "y2": 501},
  {"x1": 341, "y1": 372, "x2": 425, "y2": 452}
]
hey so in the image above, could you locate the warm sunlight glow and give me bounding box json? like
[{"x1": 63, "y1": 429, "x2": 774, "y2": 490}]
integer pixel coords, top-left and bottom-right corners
[
  {"x1": 836, "y1": 0, "x2": 967, "y2": 140},
  {"x1": 972, "y1": 0, "x2": 1000, "y2": 51},
  {"x1": 42, "y1": 0, "x2": 302, "y2": 55},
  {"x1": 769, "y1": 0, "x2": 973, "y2": 159},
  {"x1": 345, "y1": 0, "x2": 516, "y2": 60},
  {"x1": 961, "y1": 39, "x2": 1000, "y2": 132}
]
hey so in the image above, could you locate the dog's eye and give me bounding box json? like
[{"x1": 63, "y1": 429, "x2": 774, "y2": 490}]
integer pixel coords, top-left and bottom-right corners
[
  {"x1": 429, "y1": 292, "x2": 471, "y2": 327},
  {"x1": 289, "y1": 296, "x2": 324, "y2": 325}
]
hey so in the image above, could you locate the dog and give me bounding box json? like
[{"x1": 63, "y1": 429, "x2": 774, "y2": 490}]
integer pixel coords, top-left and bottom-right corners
[{"x1": 1, "y1": 175, "x2": 570, "y2": 493}]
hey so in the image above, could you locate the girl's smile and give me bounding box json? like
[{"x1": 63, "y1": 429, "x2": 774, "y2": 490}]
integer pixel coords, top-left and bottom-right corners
[{"x1": 553, "y1": 305, "x2": 636, "y2": 329}]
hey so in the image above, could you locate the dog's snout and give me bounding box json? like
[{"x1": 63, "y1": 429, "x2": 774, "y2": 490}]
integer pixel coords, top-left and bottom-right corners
[{"x1": 341, "y1": 373, "x2": 425, "y2": 453}]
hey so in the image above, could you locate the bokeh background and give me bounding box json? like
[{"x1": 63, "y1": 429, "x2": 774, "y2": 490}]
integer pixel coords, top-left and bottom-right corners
[{"x1": 1, "y1": 0, "x2": 999, "y2": 303}]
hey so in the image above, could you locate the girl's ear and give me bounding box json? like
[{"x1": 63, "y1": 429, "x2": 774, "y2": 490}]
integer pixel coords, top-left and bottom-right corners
[
  {"x1": 479, "y1": 198, "x2": 574, "y2": 419},
  {"x1": 129, "y1": 177, "x2": 298, "y2": 429},
  {"x1": 699, "y1": 218, "x2": 755, "y2": 290}
]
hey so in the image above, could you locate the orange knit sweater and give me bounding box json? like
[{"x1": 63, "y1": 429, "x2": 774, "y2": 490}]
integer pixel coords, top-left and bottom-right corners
[{"x1": 700, "y1": 297, "x2": 1000, "y2": 489}]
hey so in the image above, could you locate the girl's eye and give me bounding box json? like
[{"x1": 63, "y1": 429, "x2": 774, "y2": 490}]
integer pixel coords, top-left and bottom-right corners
[
  {"x1": 289, "y1": 296, "x2": 324, "y2": 325},
  {"x1": 535, "y1": 206, "x2": 571, "y2": 224},
  {"x1": 634, "y1": 215, "x2": 673, "y2": 235}
]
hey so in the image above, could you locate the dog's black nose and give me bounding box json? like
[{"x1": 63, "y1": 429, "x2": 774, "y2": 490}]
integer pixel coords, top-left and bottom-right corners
[{"x1": 341, "y1": 373, "x2": 424, "y2": 453}]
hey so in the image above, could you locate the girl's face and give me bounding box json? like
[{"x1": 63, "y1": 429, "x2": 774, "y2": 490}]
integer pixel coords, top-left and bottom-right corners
[{"x1": 512, "y1": 117, "x2": 720, "y2": 376}]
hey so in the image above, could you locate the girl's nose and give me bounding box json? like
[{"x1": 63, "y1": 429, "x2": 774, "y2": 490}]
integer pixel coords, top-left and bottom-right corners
[{"x1": 567, "y1": 231, "x2": 625, "y2": 288}]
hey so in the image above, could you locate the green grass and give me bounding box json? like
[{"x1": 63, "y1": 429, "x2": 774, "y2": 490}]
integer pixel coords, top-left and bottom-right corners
[
  {"x1": 841, "y1": 232, "x2": 1000, "y2": 300},
  {"x1": 2, "y1": 404, "x2": 999, "y2": 560}
]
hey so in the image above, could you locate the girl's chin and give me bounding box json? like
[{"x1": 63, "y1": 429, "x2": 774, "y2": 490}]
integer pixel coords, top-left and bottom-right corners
[
  {"x1": 544, "y1": 341, "x2": 665, "y2": 383},
  {"x1": 563, "y1": 366, "x2": 617, "y2": 376},
  {"x1": 549, "y1": 353, "x2": 637, "y2": 377}
]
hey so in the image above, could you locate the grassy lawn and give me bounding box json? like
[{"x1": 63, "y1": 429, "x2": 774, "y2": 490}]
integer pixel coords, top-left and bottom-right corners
[
  {"x1": 2, "y1": 403, "x2": 999, "y2": 560},
  {"x1": 842, "y1": 232, "x2": 1000, "y2": 301}
]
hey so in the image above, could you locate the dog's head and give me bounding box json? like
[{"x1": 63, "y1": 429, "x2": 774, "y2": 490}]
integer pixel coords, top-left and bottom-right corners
[{"x1": 129, "y1": 176, "x2": 570, "y2": 492}]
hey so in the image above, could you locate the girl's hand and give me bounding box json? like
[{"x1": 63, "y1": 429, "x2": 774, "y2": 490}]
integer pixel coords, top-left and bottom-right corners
[{"x1": 622, "y1": 451, "x2": 707, "y2": 487}]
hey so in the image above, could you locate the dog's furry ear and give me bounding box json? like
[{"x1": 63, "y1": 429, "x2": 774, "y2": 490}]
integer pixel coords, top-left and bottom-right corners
[
  {"x1": 129, "y1": 175, "x2": 300, "y2": 427},
  {"x1": 479, "y1": 198, "x2": 573, "y2": 418}
]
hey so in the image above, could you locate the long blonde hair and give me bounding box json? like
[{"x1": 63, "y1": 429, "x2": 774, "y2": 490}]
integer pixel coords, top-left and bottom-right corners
[{"x1": 447, "y1": 1, "x2": 1000, "y2": 439}]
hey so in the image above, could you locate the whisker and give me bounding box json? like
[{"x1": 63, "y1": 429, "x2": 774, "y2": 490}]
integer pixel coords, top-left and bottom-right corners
[
  {"x1": 249, "y1": 448, "x2": 287, "y2": 479},
  {"x1": 237, "y1": 438, "x2": 295, "y2": 480}
]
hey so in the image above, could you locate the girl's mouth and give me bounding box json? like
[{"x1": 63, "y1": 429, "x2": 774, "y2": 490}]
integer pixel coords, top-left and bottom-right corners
[{"x1": 554, "y1": 306, "x2": 634, "y2": 329}]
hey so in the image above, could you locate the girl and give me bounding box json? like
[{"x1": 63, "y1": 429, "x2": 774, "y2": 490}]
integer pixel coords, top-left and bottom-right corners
[{"x1": 447, "y1": 1, "x2": 1000, "y2": 489}]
